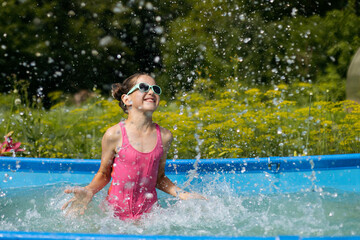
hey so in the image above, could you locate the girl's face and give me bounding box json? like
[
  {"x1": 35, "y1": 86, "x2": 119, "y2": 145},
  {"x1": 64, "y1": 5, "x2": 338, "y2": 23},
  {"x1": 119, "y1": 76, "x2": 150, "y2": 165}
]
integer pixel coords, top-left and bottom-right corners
[{"x1": 126, "y1": 75, "x2": 160, "y2": 113}]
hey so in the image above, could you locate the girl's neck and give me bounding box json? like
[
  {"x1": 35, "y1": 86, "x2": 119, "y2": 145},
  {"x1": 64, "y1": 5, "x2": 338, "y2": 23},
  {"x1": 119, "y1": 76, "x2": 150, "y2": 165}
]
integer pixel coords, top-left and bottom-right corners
[{"x1": 125, "y1": 111, "x2": 154, "y2": 131}]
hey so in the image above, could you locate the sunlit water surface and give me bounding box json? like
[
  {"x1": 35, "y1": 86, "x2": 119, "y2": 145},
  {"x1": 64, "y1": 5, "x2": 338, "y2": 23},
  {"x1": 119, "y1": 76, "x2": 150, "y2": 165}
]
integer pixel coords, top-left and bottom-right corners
[{"x1": 1, "y1": 175, "x2": 360, "y2": 237}]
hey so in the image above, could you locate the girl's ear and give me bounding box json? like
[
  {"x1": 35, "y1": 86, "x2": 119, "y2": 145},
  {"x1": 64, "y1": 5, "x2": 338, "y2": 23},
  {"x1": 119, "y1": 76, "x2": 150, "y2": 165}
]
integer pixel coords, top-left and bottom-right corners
[{"x1": 121, "y1": 94, "x2": 131, "y2": 107}]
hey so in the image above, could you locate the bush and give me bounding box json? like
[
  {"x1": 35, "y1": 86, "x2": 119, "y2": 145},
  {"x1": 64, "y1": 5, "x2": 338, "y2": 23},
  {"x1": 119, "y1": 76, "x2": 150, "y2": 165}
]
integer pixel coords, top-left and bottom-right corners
[{"x1": 1, "y1": 78, "x2": 359, "y2": 160}]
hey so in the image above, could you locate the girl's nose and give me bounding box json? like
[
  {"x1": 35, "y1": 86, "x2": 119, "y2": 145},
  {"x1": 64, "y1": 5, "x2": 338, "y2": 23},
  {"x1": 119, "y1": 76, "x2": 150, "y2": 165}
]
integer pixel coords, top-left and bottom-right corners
[{"x1": 148, "y1": 88, "x2": 155, "y2": 95}]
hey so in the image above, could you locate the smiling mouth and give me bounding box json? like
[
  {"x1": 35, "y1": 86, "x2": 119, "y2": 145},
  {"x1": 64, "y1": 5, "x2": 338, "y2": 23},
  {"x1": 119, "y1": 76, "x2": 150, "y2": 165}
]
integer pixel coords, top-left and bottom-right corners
[{"x1": 144, "y1": 98, "x2": 156, "y2": 102}]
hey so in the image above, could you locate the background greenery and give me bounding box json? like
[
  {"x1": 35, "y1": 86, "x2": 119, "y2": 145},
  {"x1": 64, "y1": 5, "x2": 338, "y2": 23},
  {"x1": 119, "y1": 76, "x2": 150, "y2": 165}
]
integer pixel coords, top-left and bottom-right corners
[
  {"x1": 1, "y1": 0, "x2": 360, "y2": 159},
  {"x1": 1, "y1": 79, "x2": 359, "y2": 159},
  {"x1": 1, "y1": 0, "x2": 359, "y2": 103}
]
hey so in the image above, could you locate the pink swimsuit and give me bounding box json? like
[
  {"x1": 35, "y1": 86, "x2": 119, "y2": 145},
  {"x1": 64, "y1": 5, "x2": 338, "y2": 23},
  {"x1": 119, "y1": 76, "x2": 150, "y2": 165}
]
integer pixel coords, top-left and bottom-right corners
[{"x1": 107, "y1": 122, "x2": 163, "y2": 220}]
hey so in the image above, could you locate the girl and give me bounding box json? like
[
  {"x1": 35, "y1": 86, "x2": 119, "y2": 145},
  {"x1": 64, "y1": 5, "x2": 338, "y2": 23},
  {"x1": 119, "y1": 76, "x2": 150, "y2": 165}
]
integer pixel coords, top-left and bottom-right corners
[{"x1": 62, "y1": 73, "x2": 205, "y2": 219}]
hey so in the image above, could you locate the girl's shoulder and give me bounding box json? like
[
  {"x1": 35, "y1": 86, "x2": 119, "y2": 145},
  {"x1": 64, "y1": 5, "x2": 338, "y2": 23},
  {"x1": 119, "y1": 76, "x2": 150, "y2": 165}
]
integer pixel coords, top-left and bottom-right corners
[
  {"x1": 103, "y1": 123, "x2": 122, "y2": 143},
  {"x1": 158, "y1": 125, "x2": 173, "y2": 143}
]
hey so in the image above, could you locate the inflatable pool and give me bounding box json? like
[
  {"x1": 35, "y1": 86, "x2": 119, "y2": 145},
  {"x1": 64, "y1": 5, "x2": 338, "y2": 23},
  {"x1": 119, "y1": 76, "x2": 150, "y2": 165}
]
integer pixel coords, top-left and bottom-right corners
[{"x1": 1, "y1": 154, "x2": 360, "y2": 239}]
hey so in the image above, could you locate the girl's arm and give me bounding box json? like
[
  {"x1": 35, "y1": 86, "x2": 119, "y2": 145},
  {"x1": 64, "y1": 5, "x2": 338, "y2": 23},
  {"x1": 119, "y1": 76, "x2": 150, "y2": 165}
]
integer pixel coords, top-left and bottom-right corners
[
  {"x1": 83, "y1": 128, "x2": 118, "y2": 194},
  {"x1": 156, "y1": 129, "x2": 206, "y2": 200},
  {"x1": 62, "y1": 127, "x2": 119, "y2": 215}
]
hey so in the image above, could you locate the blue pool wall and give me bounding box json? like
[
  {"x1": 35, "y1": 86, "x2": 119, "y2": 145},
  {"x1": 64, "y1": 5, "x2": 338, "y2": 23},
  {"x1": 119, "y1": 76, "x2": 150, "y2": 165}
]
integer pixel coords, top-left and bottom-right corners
[
  {"x1": 2, "y1": 153, "x2": 360, "y2": 174},
  {"x1": 2, "y1": 153, "x2": 360, "y2": 192}
]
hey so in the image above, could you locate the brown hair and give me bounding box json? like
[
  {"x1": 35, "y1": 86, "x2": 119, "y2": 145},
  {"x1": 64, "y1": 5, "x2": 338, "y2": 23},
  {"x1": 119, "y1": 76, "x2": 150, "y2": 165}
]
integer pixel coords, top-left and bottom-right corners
[{"x1": 112, "y1": 73, "x2": 150, "y2": 113}]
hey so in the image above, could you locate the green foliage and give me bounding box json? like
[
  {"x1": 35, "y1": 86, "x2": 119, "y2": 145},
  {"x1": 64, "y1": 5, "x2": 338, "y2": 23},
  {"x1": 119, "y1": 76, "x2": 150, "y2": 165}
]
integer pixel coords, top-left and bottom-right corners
[
  {"x1": 1, "y1": 0, "x2": 358, "y2": 106},
  {"x1": 0, "y1": 0, "x2": 170, "y2": 104},
  {"x1": 158, "y1": 78, "x2": 359, "y2": 159},
  {"x1": 0, "y1": 80, "x2": 125, "y2": 158},
  {"x1": 1, "y1": 79, "x2": 359, "y2": 160},
  {"x1": 160, "y1": 1, "x2": 360, "y2": 98}
]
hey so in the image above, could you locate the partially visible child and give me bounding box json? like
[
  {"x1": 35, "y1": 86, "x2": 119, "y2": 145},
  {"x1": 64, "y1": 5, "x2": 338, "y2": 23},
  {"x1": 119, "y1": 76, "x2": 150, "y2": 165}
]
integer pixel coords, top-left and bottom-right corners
[{"x1": 62, "y1": 73, "x2": 205, "y2": 219}]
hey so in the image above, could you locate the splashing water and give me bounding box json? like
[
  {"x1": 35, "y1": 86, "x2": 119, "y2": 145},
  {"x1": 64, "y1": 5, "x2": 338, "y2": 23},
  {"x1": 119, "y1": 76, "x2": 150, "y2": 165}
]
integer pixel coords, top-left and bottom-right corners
[
  {"x1": 182, "y1": 130, "x2": 203, "y2": 189},
  {"x1": 1, "y1": 174, "x2": 360, "y2": 237}
]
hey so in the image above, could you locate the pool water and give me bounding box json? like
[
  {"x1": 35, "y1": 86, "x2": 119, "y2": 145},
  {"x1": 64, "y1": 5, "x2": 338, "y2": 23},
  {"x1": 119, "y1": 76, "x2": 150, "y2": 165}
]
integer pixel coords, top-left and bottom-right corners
[{"x1": 1, "y1": 171, "x2": 360, "y2": 237}]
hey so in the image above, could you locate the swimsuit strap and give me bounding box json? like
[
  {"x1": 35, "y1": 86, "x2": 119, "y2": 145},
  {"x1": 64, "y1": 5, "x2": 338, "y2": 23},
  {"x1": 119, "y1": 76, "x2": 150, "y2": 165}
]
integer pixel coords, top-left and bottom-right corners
[{"x1": 119, "y1": 122, "x2": 129, "y2": 147}]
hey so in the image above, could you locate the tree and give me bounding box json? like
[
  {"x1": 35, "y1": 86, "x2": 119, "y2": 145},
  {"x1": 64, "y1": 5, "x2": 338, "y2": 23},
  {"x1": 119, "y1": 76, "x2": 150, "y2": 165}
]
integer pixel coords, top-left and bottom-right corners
[
  {"x1": 159, "y1": 0, "x2": 360, "y2": 99},
  {"x1": 0, "y1": 0, "x2": 175, "y2": 106}
]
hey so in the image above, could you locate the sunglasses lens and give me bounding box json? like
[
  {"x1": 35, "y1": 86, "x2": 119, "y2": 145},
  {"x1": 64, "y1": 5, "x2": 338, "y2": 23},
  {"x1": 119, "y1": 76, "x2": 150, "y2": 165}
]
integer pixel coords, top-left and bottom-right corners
[
  {"x1": 153, "y1": 86, "x2": 161, "y2": 95},
  {"x1": 139, "y1": 83, "x2": 149, "y2": 92}
]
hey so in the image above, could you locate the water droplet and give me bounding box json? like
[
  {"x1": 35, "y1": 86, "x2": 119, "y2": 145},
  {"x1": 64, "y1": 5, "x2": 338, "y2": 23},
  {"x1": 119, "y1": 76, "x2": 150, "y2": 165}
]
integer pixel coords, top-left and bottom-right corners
[
  {"x1": 68, "y1": 10, "x2": 75, "y2": 17},
  {"x1": 154, "y1": 26, "x2": 164, "y2": 34},
  {"x1": 91, "y1": 50, "x2": 99, "y2": 56},
  {"x1": 3, "y1": 173, "x2": 9, "y2": 183},
  {"x1": 154, "y1": 56, "x2": 160, "y2": 63},
  {"x1": 124, "y1": 181, "x2": 135, "y2": 189},
  {"x1": 145, "y1": 2, "x2": 153, "y2": 10},
  {"x1": 99, "y1": 36, "x2": 112, "y2": 47},
  {"x1": 291, "y1": 7, "x2": 298, "y2": 17},
  {"x1": 145, "y1": 193, "x2": 153, "y2": 199},
  {"x1": 243, "y1": 38, "x2": 251, "y2": 43}
]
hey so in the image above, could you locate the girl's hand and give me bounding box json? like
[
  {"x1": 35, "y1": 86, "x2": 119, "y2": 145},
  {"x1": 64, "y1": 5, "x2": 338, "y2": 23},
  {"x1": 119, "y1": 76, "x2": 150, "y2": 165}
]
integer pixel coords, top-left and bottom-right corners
[
  {"x1": 62, "y1": 187, "x2": 94, "y2": 216},
  {"x1": 178, "y1": 191, "x2": 207, "y2": 200}
]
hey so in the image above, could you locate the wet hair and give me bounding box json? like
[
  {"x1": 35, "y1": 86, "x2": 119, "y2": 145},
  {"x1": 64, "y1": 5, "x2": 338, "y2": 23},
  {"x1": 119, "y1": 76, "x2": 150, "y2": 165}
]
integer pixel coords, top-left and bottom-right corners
[{"x1": 112, "y1": 73, "x2": 150, "y2": 113}]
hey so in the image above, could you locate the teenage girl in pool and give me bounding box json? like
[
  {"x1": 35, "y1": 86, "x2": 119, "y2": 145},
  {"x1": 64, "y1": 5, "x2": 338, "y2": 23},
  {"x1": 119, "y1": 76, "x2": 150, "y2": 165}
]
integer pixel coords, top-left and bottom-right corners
[{"x1": 62, "y1": 73, "x2": 205, "y2": 219}]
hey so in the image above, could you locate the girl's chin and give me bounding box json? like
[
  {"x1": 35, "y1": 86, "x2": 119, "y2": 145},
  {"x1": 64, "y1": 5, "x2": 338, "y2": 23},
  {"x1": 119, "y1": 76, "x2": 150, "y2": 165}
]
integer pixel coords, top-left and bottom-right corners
[{"x1": 135, "y1": 106, "x2": 158, "y2": 112}]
